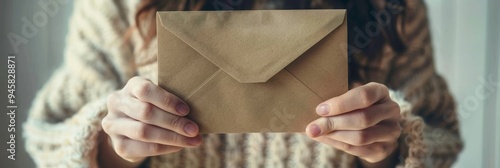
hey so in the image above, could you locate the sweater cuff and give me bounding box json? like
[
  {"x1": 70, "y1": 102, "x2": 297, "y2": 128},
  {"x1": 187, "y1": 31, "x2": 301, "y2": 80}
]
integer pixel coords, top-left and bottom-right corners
[
  {"x1": 389, "y1": 90, "x2": 427, "y2": 168},
  {"x1": 23, "y1": 96, "x2": 108, "y2": 168}
]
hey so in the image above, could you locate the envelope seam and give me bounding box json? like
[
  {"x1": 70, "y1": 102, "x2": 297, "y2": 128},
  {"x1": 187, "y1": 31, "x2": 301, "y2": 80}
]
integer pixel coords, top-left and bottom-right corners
[
  {"x1": 158, "y1": 10, "x2": 346, "y2": 83},
  {"x1": 185, "y1": 69, "x2": 222, "y2": 100},
  {"x1": 284, "y1": 68, "x2": 325, "y2": 101}
]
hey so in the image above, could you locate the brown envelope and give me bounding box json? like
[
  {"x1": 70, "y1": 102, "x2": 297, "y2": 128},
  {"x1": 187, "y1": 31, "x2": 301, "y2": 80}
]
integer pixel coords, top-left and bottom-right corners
[{"x1": 157, "y1": 10, "x2": 348, "y2": 133}]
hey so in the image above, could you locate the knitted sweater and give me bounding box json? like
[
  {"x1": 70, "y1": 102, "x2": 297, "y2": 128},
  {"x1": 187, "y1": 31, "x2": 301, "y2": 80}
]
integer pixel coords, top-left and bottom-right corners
[{"x1": 23, "y1": 0, "x2": 463, "y2": 168}]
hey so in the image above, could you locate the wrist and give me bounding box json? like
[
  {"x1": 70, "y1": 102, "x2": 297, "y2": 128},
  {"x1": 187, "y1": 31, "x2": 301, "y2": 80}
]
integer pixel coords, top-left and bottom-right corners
[
  {"x1": 357, "y1": 143, "x2": 400, "y2": 168},
  {"x1": 98, "y1": 131, "x2": 145, "y2": 168}
]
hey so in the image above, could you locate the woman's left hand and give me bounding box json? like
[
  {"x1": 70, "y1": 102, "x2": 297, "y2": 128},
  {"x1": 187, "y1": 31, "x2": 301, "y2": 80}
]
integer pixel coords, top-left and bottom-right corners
[{"x1": 306, "y1": 82, "x2": 401, "y2": 164}]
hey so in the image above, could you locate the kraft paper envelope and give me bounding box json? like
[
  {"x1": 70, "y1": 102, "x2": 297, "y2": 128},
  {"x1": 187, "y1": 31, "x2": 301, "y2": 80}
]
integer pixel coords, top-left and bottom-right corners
[{"x1": 157, "y1": 10, "x2": 347, "y2": 133}]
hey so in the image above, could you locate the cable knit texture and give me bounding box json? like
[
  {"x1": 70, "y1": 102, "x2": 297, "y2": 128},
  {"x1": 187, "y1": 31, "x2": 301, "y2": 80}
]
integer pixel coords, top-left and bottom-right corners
[{"x1": 24, "y1": 0, "x2": 463, "y2": 168}]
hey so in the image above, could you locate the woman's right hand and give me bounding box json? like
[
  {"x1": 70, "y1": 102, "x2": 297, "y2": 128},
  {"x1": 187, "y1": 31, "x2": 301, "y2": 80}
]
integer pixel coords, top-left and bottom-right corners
[{"x1": 102, "y1": 76, "x2": 202, "y2": 164}]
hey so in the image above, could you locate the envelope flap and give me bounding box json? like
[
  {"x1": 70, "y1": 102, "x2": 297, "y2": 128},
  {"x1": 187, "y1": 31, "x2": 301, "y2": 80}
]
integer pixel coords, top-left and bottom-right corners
[{"x1": 158, "y1": 10, "x2": 345, "y2": 83}]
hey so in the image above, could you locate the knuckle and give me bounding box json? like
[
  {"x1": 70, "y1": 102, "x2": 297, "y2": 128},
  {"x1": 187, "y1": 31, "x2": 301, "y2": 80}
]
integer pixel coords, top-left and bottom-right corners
[
  {"x1": 379, "y1": 84, "x2": 390, "y2": 95},
  {"x1": 171, "y1": 147, "x2": 183, "y2": 153},
  {"x1": 129, "y1": 76, "x2": 144, "y2": 85},
  {"x1": 368, "y1": 82, "x2": 384, "y2": 89},
  {"x1": 133, "y1": 81, "x2": 153, "y2": 99},
  {"x1": 325, "y1": 118, "x2": 336, "y2": 131},
  {"x1": 390, "y1": 134, "x2": 400, "y2": 143},
  {"x1": 364, "y1": 157, "x2": 380, "y2": 163},
  {"x1": 355, "y1": 112, "x2": 371, "y2": 129},
  {"x1": 353, "y1": 131, "x2": 369, "y2": 145},
  {"x1": 149, "y1": 143, "x2": 162, "y2": 153},
  {"x1": 396, "y1": 124, "x2": 403, "y2": 134},
  {"x1": 371, "y1": 82, "x2": 388, "y2": 91},
  {"x1": 388, "y1": 101, "x2": 398, "y2": 110},
  {"x1": 107, "y1": 92, "x2": 116, "y2": 105},
  {"x1": 106, "y1": 92, "x2": 120, "y2": 108},
  {"x1": 126, "y1": 76, "x2": 143, "y2": 90},
  {"x1": 169, "y1": 133, "x2": 182, "y2": 144},
  {"x1": 170, "y1": 116, "x2": 184, "y2": 130},
  {"x1": 113, "y1": 140, "x2": 127, "y2": 155},
  {"x1": 392, "y1": 125, "x2": 402, "y2": 141},
  {"x1": 160, "y1": 94, "x2": 175, "y2": 108},
  {"x1": 391, "y1": 102, "x2": 402, "y2": 116},
  {"x1": 358, "y1": 89, "x2": 373, "y2": 107},
  {"x1": 135, "y1": 124, "x2": 150, "y2": 140},
  {"x1": 137, "y1": 103, "x2": 154, "y2": 120},
  {"x1": 340, "y1": 142, "x2": 352, "y2": 151},
  {"x1": 332, "y1": 140, "x2": 351, "y2": 151},
  {"x1": 376, "y1": 144, "x2": 390, "y2": 157},
  {"x1": 126, "y1": 157, "x2": 142, "y2": 163},
  {"x1": 357, "y1": 149, "x2": 371, "y2": 158},
  {"x1": 101, "y1": 117, "x2": 112, "y2": 133},
  {"x1": 373, "y1": 144, "x2": 383, "y2": 153}
]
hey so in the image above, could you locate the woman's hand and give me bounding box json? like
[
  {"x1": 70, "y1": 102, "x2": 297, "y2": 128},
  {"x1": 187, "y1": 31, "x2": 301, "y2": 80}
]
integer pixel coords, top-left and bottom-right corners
[
  {"x1": 306, "y1": 82, "x2": 401, "y2": 165},
  {"x1": 102, "y1": 76, "x2": 202, "y2": 165}
]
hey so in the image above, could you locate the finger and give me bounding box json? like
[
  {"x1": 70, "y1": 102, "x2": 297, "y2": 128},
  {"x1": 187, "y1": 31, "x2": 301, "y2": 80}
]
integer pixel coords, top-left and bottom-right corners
[
  {"x1": 323, "y1": 122, "x2": 401, "y2": 146},
  {"x1": 116, "y1": 96, "x2": 199, "y2": 137},
  {"x1": 313, "y1": 137, "x2": 397, "y2": 163},
  {"x1": 350, "y1": 82, "x2": 363, "y2": 88},
  {"x1": 107, "y1": 118, "x2": 202, "y2": 147},
  {"x1": 111, "y1": 136, "x2": 183, "y2": 161},
  {"x1": 107, "y1": 91, "x2": 127, "y2": 117},
  {"x1": 316, "y1": 82, "x2": 390, "y2": 116},
  {"x1": 126, "y1": 76, "x2": 189, "y2": 116},
  {"x1": 306, "y1": 102, "x2": 400, "y2": 137}
]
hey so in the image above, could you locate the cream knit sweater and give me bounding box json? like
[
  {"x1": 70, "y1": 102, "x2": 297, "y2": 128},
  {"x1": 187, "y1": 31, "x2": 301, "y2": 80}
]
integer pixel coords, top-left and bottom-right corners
[{"x1": 23, "y1": 0, "x2": 463, "y2": 168}]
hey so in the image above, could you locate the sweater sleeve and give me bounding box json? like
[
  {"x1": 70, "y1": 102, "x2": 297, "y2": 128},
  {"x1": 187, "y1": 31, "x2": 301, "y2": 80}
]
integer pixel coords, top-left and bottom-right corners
[
  {"x1": 385, "y1": 1, "x2": 463, "y2": 167},
  {"x1": 23, "y1": 0, "x2": 136, "y2": 167}
]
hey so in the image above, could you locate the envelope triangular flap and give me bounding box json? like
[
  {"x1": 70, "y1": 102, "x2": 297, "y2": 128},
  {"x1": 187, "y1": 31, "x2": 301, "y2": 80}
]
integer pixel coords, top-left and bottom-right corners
[{"x1": 158, "y1": 10, "x2": 345, "y2": 83}]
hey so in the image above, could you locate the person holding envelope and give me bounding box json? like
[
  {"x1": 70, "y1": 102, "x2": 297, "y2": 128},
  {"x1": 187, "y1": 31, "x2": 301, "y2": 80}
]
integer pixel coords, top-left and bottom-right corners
[{"x1": 24, "y1": 0, "x2": 463, "y2": 168}]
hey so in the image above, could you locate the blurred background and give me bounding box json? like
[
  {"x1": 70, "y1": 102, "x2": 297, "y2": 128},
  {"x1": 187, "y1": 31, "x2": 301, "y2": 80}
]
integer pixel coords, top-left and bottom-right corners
[{"x1": 0, "y1": 0, "x2": 498, "y2": 167}]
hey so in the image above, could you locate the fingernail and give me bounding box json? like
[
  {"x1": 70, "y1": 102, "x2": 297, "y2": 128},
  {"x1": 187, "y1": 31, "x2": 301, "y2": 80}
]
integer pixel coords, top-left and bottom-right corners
[
  {"x1": 184, "y1": 123, "x2": 198, "y2": 136},
  {"x1": 308, "y1": 124, "x2": 321, "y2": 137},
  {"x1": 187, "y1": 135, "x2": 202, "y2": 146},
  {"x1": 316, "y1": 104, "x2": 329, "y2": 116},
  {"x1": 176, "y1": 103, "x2": 189, "y2": 115}
]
